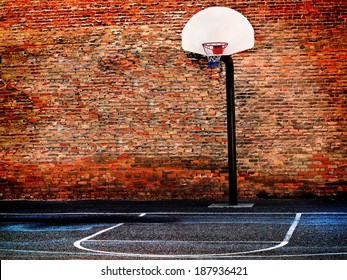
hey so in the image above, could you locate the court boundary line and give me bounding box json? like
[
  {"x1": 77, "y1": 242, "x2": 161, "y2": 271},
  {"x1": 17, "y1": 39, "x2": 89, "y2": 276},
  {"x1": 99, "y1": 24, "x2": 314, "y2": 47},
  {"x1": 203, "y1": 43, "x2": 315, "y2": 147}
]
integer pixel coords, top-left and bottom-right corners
[
  {"x1": 1, "y1": 248, "x2": 346, "y2": 259},
  {"x1": 73, "y1": 213, "x2": 303, "y2": 258},
  {"x1": 73, "y1": 223, "x2": 124, "y2": 253},
  {"x1": 87, "y1": 240, "x2": 281, "y2": 244},
  {"x1": 1, "y1": 212, "x2": 346, "y2": 216},
  {"x1": 2, "y1": 212, "x2": 346, "y2": 259}
]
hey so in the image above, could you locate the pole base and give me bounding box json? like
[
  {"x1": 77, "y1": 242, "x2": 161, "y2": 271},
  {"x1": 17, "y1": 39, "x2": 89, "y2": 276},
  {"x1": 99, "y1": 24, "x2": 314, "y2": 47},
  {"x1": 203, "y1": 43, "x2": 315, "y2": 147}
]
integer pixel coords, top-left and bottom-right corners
[{"x1": 208, "y1": 203, "x2": 255, "y2": 208}]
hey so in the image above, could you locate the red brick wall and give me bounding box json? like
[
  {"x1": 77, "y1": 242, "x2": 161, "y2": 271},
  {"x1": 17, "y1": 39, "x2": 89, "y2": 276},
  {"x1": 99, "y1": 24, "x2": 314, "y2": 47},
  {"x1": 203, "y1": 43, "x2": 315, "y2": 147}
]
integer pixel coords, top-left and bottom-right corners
[{"x1": 0, "y1": 0, "x2": 346, "y2": 200}]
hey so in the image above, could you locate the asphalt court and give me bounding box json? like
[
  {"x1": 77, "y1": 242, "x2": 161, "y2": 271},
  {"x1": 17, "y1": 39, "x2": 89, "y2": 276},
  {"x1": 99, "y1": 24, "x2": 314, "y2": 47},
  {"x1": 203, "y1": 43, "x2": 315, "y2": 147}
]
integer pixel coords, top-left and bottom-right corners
[{"x1": 0, "y1": 200, "x2": 346, "y2": 260}]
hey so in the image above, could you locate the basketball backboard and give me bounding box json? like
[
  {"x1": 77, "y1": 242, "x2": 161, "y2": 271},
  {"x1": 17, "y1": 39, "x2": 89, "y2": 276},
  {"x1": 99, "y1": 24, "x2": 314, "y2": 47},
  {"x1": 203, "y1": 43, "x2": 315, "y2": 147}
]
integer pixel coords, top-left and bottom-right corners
[
  {"x1": 182, "y1": 6, "x2": 254, "y2": 56},
  {"x1": 181, "y1": 7, "x2": 255, "y2": 205}
]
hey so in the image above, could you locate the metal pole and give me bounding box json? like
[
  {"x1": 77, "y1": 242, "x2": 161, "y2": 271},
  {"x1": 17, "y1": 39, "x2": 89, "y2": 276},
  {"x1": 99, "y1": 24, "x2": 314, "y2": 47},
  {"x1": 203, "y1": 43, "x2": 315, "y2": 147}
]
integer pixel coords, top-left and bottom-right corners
[{"x1": 221, "y1": 56, "x2": 238, "y2": 205}]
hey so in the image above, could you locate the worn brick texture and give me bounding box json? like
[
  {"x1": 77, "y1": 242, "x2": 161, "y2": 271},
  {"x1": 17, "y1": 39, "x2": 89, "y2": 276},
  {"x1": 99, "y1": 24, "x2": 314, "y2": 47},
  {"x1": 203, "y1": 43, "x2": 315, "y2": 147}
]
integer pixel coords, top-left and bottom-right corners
[{"x1": 0, "y1": 0, "x2": 346, "y2": 200}]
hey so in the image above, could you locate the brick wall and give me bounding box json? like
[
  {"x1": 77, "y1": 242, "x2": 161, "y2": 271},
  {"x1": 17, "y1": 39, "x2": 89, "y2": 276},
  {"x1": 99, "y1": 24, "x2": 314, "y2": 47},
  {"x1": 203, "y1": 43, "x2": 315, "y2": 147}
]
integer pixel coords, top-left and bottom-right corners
[{"x1": 0, "y1": 0, "x2": 346, "y2": 200}]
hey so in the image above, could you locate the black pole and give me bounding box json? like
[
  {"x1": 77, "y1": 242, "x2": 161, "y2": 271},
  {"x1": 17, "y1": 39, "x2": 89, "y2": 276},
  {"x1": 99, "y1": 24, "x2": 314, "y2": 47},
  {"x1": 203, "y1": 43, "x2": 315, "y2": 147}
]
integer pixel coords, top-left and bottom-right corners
[{"x1": 221, "y1": 56, "x2": 238, "y2": 205}]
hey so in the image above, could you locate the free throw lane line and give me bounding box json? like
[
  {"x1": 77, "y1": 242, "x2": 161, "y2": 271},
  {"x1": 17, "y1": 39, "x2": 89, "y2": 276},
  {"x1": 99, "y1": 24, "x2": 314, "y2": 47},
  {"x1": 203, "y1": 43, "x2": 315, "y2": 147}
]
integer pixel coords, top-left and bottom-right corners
[
  {"x1": 73, "y1": 213, "x2": 303, "y2": 258},
  {"x1": 73, "y1": 213, "x2": 145, "y2": 254},
  {"x1": 73, "y1": 223, "x2": 124, "y2": 253}
]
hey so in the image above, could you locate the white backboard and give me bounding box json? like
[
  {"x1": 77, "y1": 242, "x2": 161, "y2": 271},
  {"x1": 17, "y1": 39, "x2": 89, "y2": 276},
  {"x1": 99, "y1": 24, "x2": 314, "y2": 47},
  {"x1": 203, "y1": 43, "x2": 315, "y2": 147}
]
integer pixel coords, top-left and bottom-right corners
[{"x1": 182, "y1": 7, "x2": 254, "y2": 56}]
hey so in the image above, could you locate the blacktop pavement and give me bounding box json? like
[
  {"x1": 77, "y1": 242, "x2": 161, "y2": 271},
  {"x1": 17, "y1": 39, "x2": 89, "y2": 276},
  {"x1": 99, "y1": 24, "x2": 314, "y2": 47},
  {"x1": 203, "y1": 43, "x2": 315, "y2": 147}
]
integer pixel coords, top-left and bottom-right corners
[
  {"x1": 1, "y1": 197, "x2": 346, "y2": 218},
  {"x1": 0, "y1": 197, "x2": 346, "y2": 261}
]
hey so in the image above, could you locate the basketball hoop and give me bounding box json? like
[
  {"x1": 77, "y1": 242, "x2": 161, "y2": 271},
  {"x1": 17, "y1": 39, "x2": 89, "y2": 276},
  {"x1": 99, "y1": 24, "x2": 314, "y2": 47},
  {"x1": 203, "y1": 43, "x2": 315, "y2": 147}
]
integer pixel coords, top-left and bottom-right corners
[
  {"x1": 182, "y1": 7, "x2": 255, "y2": 206},
  {"x1": 202, "y1": 42, "x2": 228, "y2": 68}
]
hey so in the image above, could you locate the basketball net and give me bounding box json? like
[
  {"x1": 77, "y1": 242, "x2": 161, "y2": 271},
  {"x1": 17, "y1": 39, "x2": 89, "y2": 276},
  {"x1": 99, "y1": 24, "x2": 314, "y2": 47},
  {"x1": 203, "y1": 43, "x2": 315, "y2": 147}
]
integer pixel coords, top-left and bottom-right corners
[{"x1": 202, "y1": 42, "x2": 228, "y2": 68}]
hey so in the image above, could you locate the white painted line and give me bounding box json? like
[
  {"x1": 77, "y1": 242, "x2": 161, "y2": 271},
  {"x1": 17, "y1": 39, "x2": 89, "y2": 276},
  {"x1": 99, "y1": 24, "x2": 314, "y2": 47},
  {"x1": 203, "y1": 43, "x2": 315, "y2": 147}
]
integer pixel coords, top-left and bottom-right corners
[
  {"x1": 208, "y1": 213, "x2": 303, "y2": 257},
  {"x1": 214, "y1": 251, "x2": 347, "y2": 258},
  {"x1": 73, "y1": 223, "x2": 123, "y2": 252},
  {"x1": 1, "y1": 212, "x2": 346, "y2": 216},
  {"x1": 143, "y1": 212, "x2": 345, "y2": 216},
  {"x1": 283, "y1": 213, "x2": 301, "y2": 243},
  {"x1": 139, "y1": 213, "x2": 147, "y2": 217},
  {"x1": 6, "y1": 213, "x2": 144, "y2": 215},
  {"x1": 1, "y1": 247, "x2": 346, "y2": 258},
  {"x1": 0, "y1": 248, "x2": 107, "y2": 256},
  {"x1": 73, "y1": 213, "x2": 303, "y2": 258},
  {"x1": 86, "y1": 239, "x2": 280, "y2": 244},
  {"x1": 2, "y1": 212, "x2": 345, "y2": 259}
]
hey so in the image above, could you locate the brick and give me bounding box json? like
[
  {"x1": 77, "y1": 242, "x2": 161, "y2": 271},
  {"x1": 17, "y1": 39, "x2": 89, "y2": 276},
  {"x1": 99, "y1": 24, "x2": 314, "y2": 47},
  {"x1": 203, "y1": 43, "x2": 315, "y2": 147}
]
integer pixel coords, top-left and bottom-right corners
[{"x1": 0, "y1": 0, "x2": 346, "y2": 200}]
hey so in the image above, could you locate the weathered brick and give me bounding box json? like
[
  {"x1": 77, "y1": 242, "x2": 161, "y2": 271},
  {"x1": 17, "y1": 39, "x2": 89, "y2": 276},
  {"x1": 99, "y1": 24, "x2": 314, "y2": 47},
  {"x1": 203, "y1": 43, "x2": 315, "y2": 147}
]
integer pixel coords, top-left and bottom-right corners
[{"x1": 0, "y1": 0, "x2": 346, "y2": 200}]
